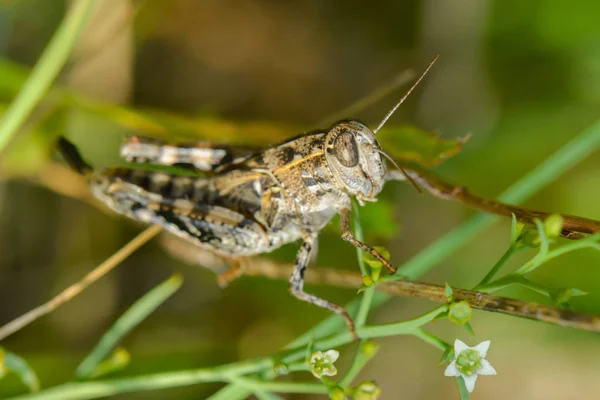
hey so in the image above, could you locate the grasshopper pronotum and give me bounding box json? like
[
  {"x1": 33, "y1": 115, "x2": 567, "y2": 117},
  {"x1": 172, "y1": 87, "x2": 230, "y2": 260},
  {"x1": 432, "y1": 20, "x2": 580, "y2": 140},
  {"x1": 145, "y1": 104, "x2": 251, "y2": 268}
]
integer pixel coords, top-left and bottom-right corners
[{"x1": 58, "y1": 56, "x2": 600, "y2": 340}]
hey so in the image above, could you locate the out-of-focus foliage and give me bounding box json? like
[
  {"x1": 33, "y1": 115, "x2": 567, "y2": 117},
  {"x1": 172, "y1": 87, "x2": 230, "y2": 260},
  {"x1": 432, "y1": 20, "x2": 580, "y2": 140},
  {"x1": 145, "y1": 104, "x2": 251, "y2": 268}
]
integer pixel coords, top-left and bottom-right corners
[{"x1": 1, "y1": 0, "x2": 600, "y2": 399}]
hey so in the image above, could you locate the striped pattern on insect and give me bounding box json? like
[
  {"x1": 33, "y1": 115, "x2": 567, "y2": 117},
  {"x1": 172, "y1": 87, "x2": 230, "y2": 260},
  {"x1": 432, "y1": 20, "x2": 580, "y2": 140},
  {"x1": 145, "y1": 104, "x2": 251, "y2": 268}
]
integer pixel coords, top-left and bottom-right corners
[{"x1": 57, "y1": 57, "x2": 438, "y2": 340}]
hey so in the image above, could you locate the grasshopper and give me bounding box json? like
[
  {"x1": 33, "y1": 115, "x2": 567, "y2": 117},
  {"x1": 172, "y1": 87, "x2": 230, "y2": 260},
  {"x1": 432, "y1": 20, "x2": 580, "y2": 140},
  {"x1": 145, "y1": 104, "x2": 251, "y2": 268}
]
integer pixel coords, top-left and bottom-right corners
[{"x1": 58, "y1": 56, "x2": 600, "y2": 340}]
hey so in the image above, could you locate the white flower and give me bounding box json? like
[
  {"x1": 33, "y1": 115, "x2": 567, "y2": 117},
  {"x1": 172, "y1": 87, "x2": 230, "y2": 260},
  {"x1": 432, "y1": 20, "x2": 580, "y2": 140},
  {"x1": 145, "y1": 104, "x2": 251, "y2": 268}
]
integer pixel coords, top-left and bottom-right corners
[
  {"x1": 309, "y1": 349, "x2": 339, "y2": 378},
  {"x1": 444, "y1": 339, "x2": 497, "y2": 393}
]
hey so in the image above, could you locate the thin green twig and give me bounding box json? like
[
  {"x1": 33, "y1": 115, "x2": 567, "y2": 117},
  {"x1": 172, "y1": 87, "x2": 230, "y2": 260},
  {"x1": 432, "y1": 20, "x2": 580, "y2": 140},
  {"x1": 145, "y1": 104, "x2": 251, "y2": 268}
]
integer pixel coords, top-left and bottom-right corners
[
  {"x1": 412, "y1": 327, "x2": 449, "y2": 352},
  {"x1": 353, "y1": 201, "x2": 376, "y2": 328},
  {"x1": 475, "y1": 246, "x2": 517, "y2": 288},
  {"x1": 75, "y1": 274, "x2": 183, "y2": 378},
  {"x1": 456, "y1": 377, "x2": 471, "y2": 400}
]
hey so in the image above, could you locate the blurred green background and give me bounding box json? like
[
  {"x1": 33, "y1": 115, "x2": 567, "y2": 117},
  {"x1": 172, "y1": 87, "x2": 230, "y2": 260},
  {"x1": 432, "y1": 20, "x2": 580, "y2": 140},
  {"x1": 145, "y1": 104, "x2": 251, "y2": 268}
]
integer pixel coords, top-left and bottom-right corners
[{"x1": 1, "y1": 0, "x2": 600, "y2": 398}]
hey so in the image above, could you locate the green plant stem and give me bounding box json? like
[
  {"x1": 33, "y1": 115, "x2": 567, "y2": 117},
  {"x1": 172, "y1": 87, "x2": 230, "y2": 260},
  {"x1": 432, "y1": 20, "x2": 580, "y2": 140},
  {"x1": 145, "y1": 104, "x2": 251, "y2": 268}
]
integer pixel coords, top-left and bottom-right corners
[
  {"x1": 8, "y1": 307, "x2": 446, "y2": 400},
  {"x1": 412, "y1": 327, "x2": 449, "y2": 351},
  {"x1": 353, "y1": 201, "x2": 376, "y2": 328},
  {"x1": 456, "y1": 377, "x2": 471, "y2": 400},
  {"x1": 76, "y1": 274, "x2": 183, "y2": 378},
  {"x1": 516, "y1": 233, "x2": 600, "y2": 275},
  {"x1": 0, "y1": 0, "x2": 99, "y2": 153},
  {"x1": 284, "y1": 293, "x2": 389, "y2": 350},
  {"x1": 9, "y1": 359, "x2": 272, "y2": 400},
  {"x1": 206, "y1": 384, "x2": 251, "y2": 400},
  {"x1": 12, "y1": 107, "x2": 600, "y2": 400},
  {"x1": 339, "y1": 341, "x2": 377, "y2": 387},
  {"x1": 254, "y1": 392, "x2": 285, "y2": 400},
  {"x1": 475, "y1": 246, "x2": 517, "y2": 288},
  {"x1": 238, "y1": 379, "x2": 327, "y2": 395},
  {"x1": 394, "y1": 115, "x2": 600, "y2": 281}
]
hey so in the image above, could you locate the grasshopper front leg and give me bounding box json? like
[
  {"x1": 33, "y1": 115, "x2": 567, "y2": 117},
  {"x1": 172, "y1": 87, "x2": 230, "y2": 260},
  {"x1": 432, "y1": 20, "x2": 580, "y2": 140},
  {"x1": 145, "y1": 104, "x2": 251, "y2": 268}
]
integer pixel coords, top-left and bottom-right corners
[
  {"x1": 339, "y1": 207, "x2": 396, "y2": 274},
  {"x1": 289, "y1": 232, "x2": 358, "y2": 341}
]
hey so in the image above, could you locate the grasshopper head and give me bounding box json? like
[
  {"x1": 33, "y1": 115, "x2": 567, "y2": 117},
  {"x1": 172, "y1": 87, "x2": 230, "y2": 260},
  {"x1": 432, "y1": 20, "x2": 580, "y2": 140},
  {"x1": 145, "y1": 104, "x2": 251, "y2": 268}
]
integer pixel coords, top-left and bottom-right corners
[{"x1": 324, "y1": 120, "x2": 386, "y2": 203}]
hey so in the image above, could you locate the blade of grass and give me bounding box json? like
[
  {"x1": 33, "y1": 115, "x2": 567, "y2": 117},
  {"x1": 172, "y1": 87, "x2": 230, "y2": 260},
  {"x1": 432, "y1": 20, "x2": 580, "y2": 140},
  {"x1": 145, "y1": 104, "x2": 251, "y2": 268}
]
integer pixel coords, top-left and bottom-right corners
[
  {"x1": 0, "y1": 0, "x2": 99, "y2": 153},
  {"x1": 75, "y1": 274, "x2": 183, "y2": 378},
  {"x1": 3, "y1": 349, "x2": 40, "y2": 392}
]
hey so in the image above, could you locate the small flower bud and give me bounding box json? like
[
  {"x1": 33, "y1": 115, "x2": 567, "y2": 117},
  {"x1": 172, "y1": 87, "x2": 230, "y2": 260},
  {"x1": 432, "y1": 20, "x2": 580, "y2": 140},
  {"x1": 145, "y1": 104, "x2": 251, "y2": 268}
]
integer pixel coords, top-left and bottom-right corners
[
  {"x1": 361, "y1": 275, "x2": 374, "y2": 287},
  {"x1": 448, "y1": 301, "x2": 472, "y2": 325},
  {"x1": 353, "y1": 381, "x2": 382, "y2": 400},
  {"x1": 360, "y1": 340, "x2": 380, "y2": 357},
  {"x1": 273, "y1": 363, "x2": 289, "y2": 376},
  {"x1": 329, "y1": 386, "x2": 346, "y2": 400},
  {"x1": 111, "y1": 347, "x2": 130, "y2": 367},
  {"x1": 544, "y1": 214, "x2": 564, "y2": 239},
  {"x1": 309, "y1": 350, "x2": 340, "y2": 379},
  {"x1": 516, "y1": 225, "x2": 541, "y2": 248}
]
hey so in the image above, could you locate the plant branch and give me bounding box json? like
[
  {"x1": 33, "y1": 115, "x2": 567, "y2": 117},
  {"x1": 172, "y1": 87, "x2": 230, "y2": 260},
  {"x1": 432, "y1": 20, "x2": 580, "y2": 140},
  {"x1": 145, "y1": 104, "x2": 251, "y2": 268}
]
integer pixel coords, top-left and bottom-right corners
[
  {"x1": 0, "y1": 225, "x2": 162, "y2": 342},
  {"x1": 160, "y1": 237, "x2": 600, "y2": 334},
  {"x1": 401, "y1": 162, "x2": 600, "y2": 240}
]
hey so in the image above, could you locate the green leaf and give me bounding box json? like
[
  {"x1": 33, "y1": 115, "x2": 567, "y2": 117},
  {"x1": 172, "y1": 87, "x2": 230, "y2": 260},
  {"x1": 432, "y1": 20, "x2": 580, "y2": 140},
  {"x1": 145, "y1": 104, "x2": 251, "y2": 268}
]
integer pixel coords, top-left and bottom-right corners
[
  {"x1": 86, "y1": 347, "x2": 130, "y2": 379},
  {"x1": 439, "y1": 347, "x2": 454, "y2": 366},
  {"x1": 551, "y1": 287, "x2": 588, "y2": 307},
  {"x1": 463, "y1": 321, "x2": 475, "y2": 336},
  {"x1": 444, "y1": 283, "x2": 454, "y2": 300},
  {"x1": 510, "y1": 213, "x2": 521, "y2": 245},
  {"x1": 75, "y1": 274, "x2": 183, "y2": 378},
  {"x1": 378, "y1": 125, "x2": 466, "y2": 167},
  {"x1": 2, "y1": 348, "x2": 40, "y2": 392},
  {"x1": 0, "y1": 58, "x2": 465, "y2": 168},
  {"x1": 0, "y1": 0, "x2": 100, "y2": 153}
]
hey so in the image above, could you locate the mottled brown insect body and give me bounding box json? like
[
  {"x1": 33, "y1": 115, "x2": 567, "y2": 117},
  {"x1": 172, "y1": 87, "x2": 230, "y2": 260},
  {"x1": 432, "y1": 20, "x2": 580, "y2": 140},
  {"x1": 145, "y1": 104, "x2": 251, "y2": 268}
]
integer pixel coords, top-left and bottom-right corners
[
  {"x1": 59, "y1": 59, "x2": 440, "y2": 340},
  {"x1": 81, "y1": 120, "x2": 391, "y2": 339},
  {"x1": 94, "y1": 120, "x2": 387, "y2": 252}
]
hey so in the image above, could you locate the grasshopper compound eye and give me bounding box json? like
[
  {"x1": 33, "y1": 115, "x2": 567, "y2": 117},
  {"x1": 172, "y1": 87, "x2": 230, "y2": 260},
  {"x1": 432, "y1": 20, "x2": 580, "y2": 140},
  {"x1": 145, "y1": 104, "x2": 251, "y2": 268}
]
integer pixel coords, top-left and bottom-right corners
[{"x1": 332, "y1": 131, "x2": 359, "y2": 167}]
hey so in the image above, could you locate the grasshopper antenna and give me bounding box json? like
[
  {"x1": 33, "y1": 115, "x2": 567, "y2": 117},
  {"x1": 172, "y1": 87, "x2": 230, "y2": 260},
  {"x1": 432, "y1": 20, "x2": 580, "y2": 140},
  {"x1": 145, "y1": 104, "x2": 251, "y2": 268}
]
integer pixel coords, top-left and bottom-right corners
[{"x1": 373, "y1": 54, "x2": 439, "y2": 134}]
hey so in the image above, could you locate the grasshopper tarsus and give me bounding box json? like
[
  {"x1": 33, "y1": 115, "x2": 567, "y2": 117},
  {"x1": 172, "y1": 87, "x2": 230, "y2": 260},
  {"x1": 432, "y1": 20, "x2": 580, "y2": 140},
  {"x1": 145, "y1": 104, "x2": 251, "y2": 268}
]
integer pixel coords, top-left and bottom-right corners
[{"x1": 340, "y1": 208, "x2": 397, "y2": 274}]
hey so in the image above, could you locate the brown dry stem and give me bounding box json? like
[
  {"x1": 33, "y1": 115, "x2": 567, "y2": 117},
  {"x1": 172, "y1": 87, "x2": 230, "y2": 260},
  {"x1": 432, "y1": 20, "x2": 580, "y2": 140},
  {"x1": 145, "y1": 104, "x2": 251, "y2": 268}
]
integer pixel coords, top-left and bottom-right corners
[
  {"x1": 402, "y1": 163, "x2": 600, "y2": 239},
  {"x1": 0, "y1": 225, "x2": 161, "y2": 341},
  {"x1": 160, "y1": 234, "x2": 600, "y2": 334}
]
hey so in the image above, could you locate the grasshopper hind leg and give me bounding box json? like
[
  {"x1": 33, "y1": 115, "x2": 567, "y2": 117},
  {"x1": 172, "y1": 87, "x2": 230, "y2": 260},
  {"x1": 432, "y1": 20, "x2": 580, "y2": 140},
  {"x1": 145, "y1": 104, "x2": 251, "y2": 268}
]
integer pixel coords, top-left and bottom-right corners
[
  {"x1": 289, "y1": 233, "x2": 358, "y2": 341},
  {"x1": 119, "y1": 136, "x2": 256, "y2": 172}
]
